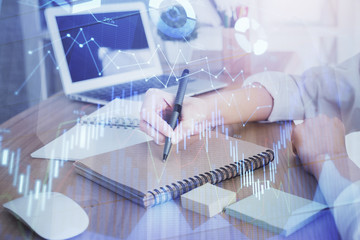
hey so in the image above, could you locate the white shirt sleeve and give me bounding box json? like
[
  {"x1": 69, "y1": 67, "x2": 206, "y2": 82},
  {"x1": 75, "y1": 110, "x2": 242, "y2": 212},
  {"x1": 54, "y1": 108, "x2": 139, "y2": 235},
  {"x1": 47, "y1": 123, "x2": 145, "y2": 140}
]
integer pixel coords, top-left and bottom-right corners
[
  {"x1": 243, "y1": 71, "x2": 305, "y2": 121},
  {"x1": 317, "y1": 159, "x2": 360, "y2": 239},
  {"x1": 243, "y1": 54, "x2": 360, "y2": 134}
]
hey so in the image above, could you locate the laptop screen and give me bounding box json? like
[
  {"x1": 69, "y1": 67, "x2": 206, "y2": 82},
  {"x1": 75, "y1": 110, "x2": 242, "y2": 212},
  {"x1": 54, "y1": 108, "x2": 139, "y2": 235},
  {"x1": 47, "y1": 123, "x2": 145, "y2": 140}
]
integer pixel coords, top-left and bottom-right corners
[{"x1": 55, "y1": 11, "x2": 152, "y2": 83}]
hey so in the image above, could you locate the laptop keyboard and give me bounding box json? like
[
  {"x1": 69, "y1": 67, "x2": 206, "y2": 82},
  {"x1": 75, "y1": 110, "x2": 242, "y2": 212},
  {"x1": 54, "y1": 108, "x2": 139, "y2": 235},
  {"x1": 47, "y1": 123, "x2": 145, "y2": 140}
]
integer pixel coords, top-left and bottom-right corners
[{"x1": 80, "y1": 75, "x2": 191, "y2": 102}]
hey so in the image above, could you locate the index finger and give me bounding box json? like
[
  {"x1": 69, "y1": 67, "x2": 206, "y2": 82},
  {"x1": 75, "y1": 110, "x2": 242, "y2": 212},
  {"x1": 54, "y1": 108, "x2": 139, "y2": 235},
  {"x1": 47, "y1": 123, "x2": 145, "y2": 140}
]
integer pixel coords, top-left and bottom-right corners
[{"x1": 141, "y1": 107, "x2": 174, "y2": 138}]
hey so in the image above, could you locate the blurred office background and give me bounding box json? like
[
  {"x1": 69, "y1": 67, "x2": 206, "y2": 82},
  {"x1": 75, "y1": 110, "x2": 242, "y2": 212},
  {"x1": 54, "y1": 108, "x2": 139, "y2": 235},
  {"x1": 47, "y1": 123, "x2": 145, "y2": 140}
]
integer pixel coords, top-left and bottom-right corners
[{"x1": 1, "y1": 0, "x2": 360, "y2": 124}]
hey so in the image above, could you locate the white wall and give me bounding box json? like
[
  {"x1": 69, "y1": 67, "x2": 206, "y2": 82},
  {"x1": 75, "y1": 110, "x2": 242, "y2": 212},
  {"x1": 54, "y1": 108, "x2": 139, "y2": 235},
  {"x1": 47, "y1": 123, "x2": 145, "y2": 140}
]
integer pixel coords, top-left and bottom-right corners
[{"x1": 244, "y1": 0, "x2": 360, "y2": 73}]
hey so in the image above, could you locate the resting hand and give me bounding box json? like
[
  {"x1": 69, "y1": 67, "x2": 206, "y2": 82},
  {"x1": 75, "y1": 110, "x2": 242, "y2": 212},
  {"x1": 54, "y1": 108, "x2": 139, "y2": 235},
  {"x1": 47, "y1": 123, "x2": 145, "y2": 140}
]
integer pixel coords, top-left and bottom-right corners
[
  {"x1": 291, "y1": 115, "x2": 348, "y2": 178},
  {"x1": 140, "y1": 89, "x2": 209, "y2": 145}
]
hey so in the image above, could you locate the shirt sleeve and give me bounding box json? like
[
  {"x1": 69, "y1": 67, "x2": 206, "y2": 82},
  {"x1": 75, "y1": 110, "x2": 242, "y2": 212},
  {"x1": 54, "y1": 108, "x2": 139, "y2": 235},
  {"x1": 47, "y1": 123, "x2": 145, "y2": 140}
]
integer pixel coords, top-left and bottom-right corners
[
  {"x1": 243, "y1": 71, "x2": 305, "y2": 121},
  {"x1": 317, "y1": 158, "x2": 360, "y2": 239},
  {"x1": 298, "y1": 54, "x2": 360, "y2": 134},
  {"x1": 243, "y1": 54, "x2": 360, "y2": 133}
]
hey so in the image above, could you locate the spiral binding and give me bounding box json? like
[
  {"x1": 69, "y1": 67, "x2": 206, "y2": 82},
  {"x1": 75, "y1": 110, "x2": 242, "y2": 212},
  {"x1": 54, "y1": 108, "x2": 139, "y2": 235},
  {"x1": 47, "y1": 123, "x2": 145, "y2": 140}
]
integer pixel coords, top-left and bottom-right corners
[
  {"x1": 79, "y1": 116, "x2": 139, "y2": 129},
  {"x1": 144, "y1": 149, "x2": 274, "y2": 208}
]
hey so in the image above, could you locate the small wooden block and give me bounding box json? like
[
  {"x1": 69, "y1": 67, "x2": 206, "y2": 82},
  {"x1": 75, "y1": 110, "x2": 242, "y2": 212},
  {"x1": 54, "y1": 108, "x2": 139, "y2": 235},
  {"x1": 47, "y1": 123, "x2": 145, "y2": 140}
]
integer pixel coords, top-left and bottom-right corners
[{"x1": 181, "y1": 183, "x2": 236, "y2": 217}]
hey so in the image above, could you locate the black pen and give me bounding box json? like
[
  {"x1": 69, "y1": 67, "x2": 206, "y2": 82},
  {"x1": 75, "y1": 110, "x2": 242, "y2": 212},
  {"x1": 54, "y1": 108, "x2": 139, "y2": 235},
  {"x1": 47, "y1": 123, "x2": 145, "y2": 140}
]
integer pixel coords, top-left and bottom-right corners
[{"x1": 163, "y1": 69, "x2": 190, "y2": 162}]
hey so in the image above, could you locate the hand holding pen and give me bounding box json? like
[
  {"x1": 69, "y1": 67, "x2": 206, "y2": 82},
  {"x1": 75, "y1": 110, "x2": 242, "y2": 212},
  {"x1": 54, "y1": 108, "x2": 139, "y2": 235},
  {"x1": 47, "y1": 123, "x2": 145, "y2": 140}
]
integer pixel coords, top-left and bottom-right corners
[
  {"x1": 139, "y1": 69, "x2": 209, "y2": 152},
  {"x1": 162, "y1": 69, "x2": 190, "y2": 161}
]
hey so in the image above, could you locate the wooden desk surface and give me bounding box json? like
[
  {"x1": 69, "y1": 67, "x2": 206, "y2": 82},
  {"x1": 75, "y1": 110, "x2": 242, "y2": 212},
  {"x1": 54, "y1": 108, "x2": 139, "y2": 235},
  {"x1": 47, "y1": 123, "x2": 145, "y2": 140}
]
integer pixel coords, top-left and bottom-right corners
[{"x1": 0, "y1": 91, "x2": 338, "y2": 238}]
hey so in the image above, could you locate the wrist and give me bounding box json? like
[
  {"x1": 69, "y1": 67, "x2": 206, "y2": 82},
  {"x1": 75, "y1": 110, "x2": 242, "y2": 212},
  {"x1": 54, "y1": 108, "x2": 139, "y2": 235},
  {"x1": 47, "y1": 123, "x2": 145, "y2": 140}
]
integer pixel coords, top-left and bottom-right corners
[
  {"x1": 197, "y1": 97, "x2": 219, "y2": 125},
  {"x1": 315, "y1": 152, "x2": 349, "y2": 163},
  {"x1": 312, "y1": 153, "x2": 350, "y2": 180}
]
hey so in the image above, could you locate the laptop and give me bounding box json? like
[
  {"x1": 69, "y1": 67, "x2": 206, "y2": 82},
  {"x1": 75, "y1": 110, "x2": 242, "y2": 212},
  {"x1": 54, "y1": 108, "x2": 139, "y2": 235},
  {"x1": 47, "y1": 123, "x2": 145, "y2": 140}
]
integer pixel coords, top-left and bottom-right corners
[{"x1": 45, "y1": 2, "x2": 227, "y2": 105}]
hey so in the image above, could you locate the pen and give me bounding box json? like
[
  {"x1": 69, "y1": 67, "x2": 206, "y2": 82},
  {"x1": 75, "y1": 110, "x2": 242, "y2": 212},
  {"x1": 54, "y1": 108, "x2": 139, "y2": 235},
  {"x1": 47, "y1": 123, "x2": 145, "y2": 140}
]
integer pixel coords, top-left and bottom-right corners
[{"x1": 162, "y1": 69, "x2": 190, "y2": 162}]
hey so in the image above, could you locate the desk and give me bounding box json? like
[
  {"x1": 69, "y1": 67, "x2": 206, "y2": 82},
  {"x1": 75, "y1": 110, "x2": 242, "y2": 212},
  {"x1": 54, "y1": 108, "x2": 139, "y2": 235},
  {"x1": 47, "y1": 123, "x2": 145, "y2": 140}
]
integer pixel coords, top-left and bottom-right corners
[{"x1": 0, "y1": 89, "x2": 340, "y2": 239}]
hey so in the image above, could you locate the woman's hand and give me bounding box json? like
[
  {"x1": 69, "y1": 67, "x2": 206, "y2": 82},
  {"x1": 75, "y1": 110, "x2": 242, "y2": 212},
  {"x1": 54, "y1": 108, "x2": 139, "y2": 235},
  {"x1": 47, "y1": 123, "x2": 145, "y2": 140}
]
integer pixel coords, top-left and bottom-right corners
[{"x1": 140, "y1": 89, "x2": 209, "y2": 145}]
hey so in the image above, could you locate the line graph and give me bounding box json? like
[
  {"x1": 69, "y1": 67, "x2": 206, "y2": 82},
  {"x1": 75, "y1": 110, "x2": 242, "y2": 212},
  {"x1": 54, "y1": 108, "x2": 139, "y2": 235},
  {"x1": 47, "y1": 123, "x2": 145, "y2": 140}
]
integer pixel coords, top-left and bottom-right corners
[
  {"x1": 16, "y1": 27, "x2": 275, "y2": 138},
  {"x1": 61, "y1": 27, "x2": 251, "y2": 86},
  {"x1": 16, "y1": 24, "x2": 271, "y2": 126},
  {"x1": 18, "y1": 25, "x2": 251, "y2": 91}
]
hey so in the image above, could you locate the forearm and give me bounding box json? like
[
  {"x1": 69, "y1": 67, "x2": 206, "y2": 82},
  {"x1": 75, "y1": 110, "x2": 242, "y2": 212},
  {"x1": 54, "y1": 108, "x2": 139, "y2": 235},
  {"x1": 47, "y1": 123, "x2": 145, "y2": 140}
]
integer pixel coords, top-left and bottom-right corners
[{"x1": 201, "y1": 84, "x2": 273, "y2": 125}]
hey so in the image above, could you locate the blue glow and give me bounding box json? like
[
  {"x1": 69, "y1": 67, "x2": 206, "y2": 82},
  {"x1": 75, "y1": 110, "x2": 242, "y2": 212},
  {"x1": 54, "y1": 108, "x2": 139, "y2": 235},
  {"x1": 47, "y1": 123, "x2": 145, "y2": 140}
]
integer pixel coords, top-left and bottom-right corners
[
  {"x1": 26, "y1": 191, "x2": 33, "y2": 217},
  {"x1": 54, "y1": 160, "x2": 59, "y2": 178},
  {"x1": 1, "y1": 148, "x2": 8, "y2": 166},
  {"x1": 35, "y1": 180, "x2": 41, "y2": 199},
  {"x1": 18, "y1": 174, "x2": 24, "y2": 194},
  {"x1": 24, "y1": 165, "x2": 31, "y2": 196},
  {"x1": 12, "y1": 149, "x2": 21, "y2": 187}
]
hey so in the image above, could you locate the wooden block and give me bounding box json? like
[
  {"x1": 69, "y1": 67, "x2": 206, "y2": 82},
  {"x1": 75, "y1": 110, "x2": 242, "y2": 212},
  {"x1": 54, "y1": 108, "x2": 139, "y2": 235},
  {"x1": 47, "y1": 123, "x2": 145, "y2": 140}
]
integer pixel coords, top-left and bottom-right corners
[{"x1": 181, "y1": 183, "x2": 236, "y2": 217}]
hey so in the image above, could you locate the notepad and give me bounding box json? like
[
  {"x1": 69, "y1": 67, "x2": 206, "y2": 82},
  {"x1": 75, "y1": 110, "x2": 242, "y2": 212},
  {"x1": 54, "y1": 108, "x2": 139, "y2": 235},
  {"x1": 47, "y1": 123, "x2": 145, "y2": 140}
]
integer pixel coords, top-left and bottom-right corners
[
  {"x1": 31, "y1": 99, "x2": 152, "y2": 161},
  {"x1": 74, "y1": 133, "x2": 274, "y2": 208},
  {"x1": 181, "y1": 183, "x2": 236, "y2": 217},
  {"x1": 225, "y1": 187, "x2": 327, "y2": 236}
]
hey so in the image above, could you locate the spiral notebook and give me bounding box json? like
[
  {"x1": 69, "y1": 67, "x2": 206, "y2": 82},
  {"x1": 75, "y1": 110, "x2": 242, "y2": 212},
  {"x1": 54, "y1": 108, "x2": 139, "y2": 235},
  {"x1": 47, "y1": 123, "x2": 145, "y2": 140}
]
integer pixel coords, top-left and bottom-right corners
[
  {"x1": 31, "y1": 99, "x2": 151, "y2": 161},
  {"x1": 74, "y1": 133, "x2": 274, "y2": 208}
]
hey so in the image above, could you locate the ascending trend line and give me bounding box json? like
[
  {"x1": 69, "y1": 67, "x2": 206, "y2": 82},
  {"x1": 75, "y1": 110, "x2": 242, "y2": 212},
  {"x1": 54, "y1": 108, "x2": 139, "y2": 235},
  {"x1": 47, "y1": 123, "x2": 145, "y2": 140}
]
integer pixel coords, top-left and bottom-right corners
[
  {"x1": 242, "y1": 105, "x2": 272, "y2": 126},
  {"x1": 28, "y1": 35, "x2": 67, "y2": 57},
  {"x1": 14, "y1": 51, "x2": 57, "y2": 95}
]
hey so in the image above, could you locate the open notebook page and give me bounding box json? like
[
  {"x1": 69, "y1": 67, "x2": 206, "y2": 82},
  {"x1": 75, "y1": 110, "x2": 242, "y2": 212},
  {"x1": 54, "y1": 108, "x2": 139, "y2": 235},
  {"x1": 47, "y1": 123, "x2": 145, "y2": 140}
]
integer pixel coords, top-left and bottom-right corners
[{"x1": 31, "y1": 99, "x2": 151, "y2": 161}]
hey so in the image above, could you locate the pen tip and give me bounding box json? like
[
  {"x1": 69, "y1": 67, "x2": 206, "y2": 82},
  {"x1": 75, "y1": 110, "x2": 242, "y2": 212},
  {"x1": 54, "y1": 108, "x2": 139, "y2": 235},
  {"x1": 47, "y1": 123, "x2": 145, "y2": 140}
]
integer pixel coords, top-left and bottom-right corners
[{"x1": 163, "y1": 154, "x2": 167, "y2": 162}]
